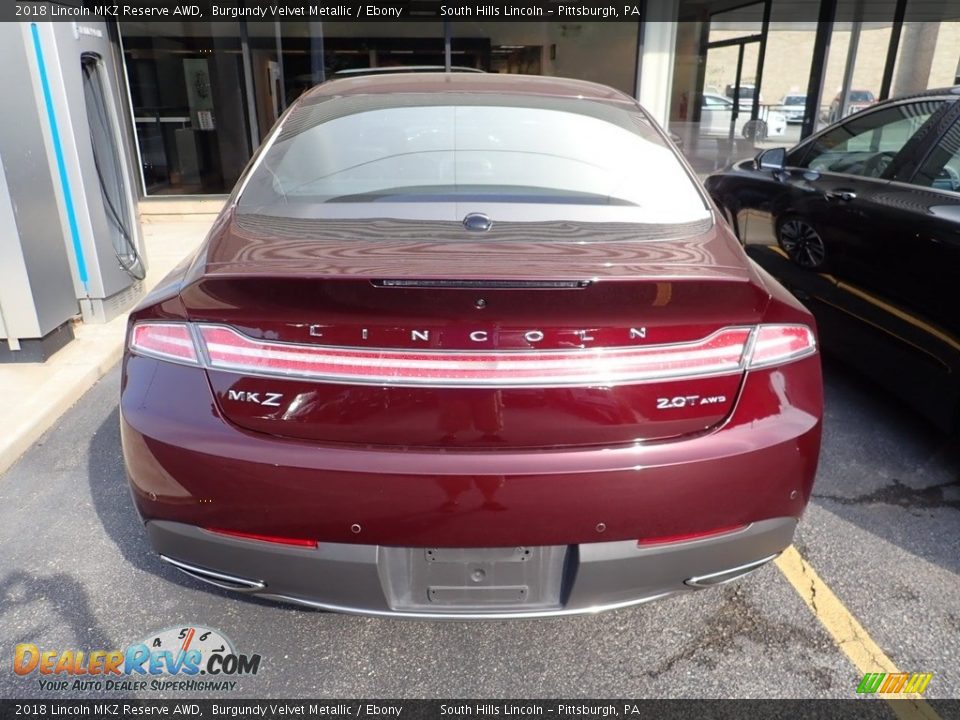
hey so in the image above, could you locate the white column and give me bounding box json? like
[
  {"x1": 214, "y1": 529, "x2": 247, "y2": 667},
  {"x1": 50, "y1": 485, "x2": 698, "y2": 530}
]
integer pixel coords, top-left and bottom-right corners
[{"x1": 636, "y1": 14, "x2": 679, "y2": 129}]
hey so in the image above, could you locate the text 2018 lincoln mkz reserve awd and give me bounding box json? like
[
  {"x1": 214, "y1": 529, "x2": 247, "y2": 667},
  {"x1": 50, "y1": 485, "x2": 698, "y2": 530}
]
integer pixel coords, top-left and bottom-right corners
[{"x1": 120, "y1": 73, "x2": 823, "y2": 618}]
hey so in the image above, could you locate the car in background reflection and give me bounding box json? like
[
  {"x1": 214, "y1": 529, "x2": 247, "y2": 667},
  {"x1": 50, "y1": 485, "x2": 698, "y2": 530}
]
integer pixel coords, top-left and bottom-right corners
[
  {"x1": 700, "y1": 93, "x2": 787, "y2": 140},
  {"x1": 725, "y1": 83, "x2": 761, "y2": 109},
  {"x1": 828, "y1": 89, "x2": 877, "y2": 123},
  {"x1": 778, "y1": 94, "x2": 807, "y2": 124},
  {"x1": 706, "y1": 87, "x2": 960, "y2": 431},
  {"x1": 120, "y1": 73, "x2": 823, "y2": 619}
]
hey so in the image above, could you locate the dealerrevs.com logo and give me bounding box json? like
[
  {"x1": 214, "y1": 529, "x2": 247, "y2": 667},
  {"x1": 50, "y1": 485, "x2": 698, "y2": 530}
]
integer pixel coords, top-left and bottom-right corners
[{"x1": 13, "y1": 625, "x2": 261, "y2": 692}]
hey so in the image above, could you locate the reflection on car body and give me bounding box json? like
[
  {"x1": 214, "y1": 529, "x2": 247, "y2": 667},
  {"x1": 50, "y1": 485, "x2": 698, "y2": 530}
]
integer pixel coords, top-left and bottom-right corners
[{"x1": 706, "y1": 87, "x2": 960, "y2": 431}]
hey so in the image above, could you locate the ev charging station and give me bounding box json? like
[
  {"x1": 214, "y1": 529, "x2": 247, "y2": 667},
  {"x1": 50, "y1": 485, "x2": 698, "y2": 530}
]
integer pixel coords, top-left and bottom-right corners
[{"x1": 0, "y1": 18, "x2": 146, "y2": 361}]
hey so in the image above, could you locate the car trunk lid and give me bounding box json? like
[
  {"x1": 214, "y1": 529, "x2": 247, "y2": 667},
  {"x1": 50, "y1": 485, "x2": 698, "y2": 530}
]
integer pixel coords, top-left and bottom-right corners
[{"x1": 179, "y1": 213, "x2": 768, "y2": 448}]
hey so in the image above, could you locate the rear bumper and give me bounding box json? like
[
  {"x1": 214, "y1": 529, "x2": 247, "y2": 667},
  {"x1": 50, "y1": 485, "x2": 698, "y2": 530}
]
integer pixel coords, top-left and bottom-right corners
[
  {"x1": 122, "y1": 347, "x2": 820, "y2": 616},
  {"x1": 121, "y1": 354, "x2": 821, "y2": 549},
  {"x1": 149, "y1": 517, "x2": 795, "y2": 619}
]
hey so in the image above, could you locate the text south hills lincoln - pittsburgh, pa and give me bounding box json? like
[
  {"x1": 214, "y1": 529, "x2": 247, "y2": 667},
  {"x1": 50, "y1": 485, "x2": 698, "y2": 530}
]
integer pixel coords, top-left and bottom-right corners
[{"x1": 440, "y1": 5, "x2": 631, "y2": 18}]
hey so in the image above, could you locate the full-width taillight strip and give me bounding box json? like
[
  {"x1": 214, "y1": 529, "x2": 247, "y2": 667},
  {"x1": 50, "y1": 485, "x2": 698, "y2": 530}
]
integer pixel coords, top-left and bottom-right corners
[
  {"x1": 128, "y1": 322, "x2": 816, "y2": 388},
  {"x1": 195, "y1": 325, "x2": 752, "y2": 387}
]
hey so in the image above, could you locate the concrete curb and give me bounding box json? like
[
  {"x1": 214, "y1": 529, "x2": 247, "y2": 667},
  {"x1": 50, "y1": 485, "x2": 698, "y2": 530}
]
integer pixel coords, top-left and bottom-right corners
[
  {"x1": 0, "y1": 343, "x2": 123, "y2": 477},
  {"x1": 0, "y1": 213, "x2": 217, "y2": 479}
]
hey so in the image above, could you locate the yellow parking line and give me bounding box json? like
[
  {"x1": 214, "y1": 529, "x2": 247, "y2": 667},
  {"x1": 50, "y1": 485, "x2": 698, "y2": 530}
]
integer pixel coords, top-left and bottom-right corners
[{"x1": 775, "y1": 546, "x2": 940, "y2": 719}]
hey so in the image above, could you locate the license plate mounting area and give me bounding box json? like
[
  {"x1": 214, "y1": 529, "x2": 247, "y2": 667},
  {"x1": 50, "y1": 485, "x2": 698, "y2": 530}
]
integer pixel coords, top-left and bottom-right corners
[{"x1": 379, "y1": 545, "x2": 568, "y2": 613}]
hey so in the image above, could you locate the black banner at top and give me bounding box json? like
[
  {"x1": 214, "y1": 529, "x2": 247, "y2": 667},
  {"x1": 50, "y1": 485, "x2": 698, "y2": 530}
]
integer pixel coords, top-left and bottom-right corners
[
  {"x1": 8, "y1": 0, "x2": 960, "y2": 23},
  {"x1": 7, "y1": 1, "x2": 636, "y2": 22}
]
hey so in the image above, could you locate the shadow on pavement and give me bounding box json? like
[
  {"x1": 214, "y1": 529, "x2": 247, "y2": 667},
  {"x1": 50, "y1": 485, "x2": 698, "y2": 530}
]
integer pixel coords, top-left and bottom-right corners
[
  {"x1": 86, "y1": 407, "x2": 317, "y2": 613},
  {"x1": 87, "y1": 406, "x2": 157, "y2": 575},
  {"x1": 813, "y1": 356, "x2": 960, "y2": 572},
  {"x1": 0, "y1": 569, "x2": 115, "y2": 650}
]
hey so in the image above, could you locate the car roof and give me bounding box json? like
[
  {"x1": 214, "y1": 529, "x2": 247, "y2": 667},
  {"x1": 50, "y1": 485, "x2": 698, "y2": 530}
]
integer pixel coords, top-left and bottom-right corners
[
  {"x1": 886, "y1": 85, "x2": 960, "y2": 101},
  {"x1": 863, "y1": 85, "x2": 960, "y2": 108},
  {"x1": 331, "y1": 66, "x2": 485, "y2": 78},
  {"x1": 300, "y1": 72, "x2": 638, "y2": 106}
]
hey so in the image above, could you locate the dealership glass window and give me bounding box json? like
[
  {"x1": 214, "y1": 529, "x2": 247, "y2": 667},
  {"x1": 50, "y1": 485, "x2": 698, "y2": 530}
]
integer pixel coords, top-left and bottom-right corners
[
  {"x1": 449, "y1": 23, "x2": 639, "y2": 97},
  {"x1": 888, "y1": 19, "x2": 960, "y2": 98},
  {"x1": 812, "y1": 24, "x2": 887, "y2": 129},
  {"x1": 323, "y1": 21, "x2": 447, "y2": 75},
  {"x1": 755, "y1": 19, "x2": 817, "y2": 131},
  {"x1": 811, "y1": 1, "x2": 907, "y2": 133},
  {"x1": 661, "y1": 1, "x2": 959, "y2": 173},
  {"x1": 119, "y1": 21, "x2": 642, "y2": 197},
  {"x1": 667, "y1": 2, "x2": 770, "y2": 173},
  {"x1": 119, "y1": 21, "x2": 253, "y2": 195},
  {"x1": 243, "y1": 21, "x2": 446, "y2": 144}
]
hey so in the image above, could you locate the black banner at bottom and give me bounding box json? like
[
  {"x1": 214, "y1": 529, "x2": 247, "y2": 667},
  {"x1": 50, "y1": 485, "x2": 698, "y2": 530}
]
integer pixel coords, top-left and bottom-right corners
[{"x1": 0, "y1": 700, "x2": 958, "y2": 720}]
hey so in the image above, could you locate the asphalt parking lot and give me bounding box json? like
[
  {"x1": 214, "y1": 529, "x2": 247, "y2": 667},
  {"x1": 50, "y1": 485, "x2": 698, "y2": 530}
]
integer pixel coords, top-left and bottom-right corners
[{"x1": 0, "y1": 358, "x2": 957, "y2": 700}]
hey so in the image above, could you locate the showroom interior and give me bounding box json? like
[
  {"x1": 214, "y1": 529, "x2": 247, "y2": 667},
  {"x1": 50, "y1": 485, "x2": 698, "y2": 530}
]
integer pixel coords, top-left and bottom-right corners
[{"x1": 116, "y1": 1, "x2": 960, "y2": 195}]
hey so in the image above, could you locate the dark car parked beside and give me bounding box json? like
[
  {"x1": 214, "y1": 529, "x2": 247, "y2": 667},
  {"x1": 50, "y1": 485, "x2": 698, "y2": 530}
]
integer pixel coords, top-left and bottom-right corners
[{"x1": 706, "y1": 87, "x2": 960, "y2": 431}]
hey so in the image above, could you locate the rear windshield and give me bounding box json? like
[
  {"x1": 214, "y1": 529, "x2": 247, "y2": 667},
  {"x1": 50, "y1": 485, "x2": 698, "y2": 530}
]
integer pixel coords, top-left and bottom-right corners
[
  {"x1": 784, "y1": 96, "x2": 805, "y2": 105},
  {"x1": 849, "y1": 91, "x2": 875, "y2": 102},
  {"x1": 237, "y1": 93, "x2": 710, "y2": 225}
]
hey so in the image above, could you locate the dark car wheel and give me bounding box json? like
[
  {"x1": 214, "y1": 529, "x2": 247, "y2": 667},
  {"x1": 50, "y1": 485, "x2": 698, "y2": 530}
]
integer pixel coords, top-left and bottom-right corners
[
  {"x1": 778, "y1": 217, "x2": 827, "y2": 269},
  {"x1": 742, "y1": 119, "x2": 768, "y2": 141}
]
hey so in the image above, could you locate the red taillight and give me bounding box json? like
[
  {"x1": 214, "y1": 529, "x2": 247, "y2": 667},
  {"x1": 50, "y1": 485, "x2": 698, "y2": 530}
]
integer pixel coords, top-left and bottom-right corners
[
  {"x1": 206, "y1": 528, "x2": 317, "y2": 548},
  {"x1": 747, "y1": 324, "x2": 817, "y2": 369},
  {"x1": 637, "y1": 524, "x2": 748, "y2": 547},
  {"x1": 129, "y1": 323, "x2": 199, "y2": 365},
  {"x1": 196, "y1": 325, "x2": 752, "y2": 388},
  {"x1": 130, "y1": 322, "x2": 815, "y2": 387}
]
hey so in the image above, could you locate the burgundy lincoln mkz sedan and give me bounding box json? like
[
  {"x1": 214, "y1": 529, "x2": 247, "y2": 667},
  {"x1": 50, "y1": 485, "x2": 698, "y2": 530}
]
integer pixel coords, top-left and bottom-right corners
[{"x1": 121, "y1": 73, "x2": 823, "y2": 618}]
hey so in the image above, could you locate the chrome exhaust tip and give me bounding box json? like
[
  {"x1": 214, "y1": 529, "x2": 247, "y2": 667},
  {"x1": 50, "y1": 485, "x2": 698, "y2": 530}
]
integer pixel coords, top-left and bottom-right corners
[
  {"x1": 684, "y1": 553, "x2": 779, "y2": 589},
  {"x1": 160, "y1": 555, "x2": 266, "y2": 593}
]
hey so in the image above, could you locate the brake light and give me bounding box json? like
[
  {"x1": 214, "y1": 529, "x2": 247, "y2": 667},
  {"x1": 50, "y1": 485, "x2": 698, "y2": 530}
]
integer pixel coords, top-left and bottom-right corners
[
  {"x1": 129, "y1": 322, "x2": 816, "y2": 386},
  {"x1": 197, "y1": 325, "x2": 752, "y2": 388},
  {"x1": 637, "y1": 524, "x2": 748, "y2": 547},
  {"x1": 206, "y1": 527, "x2": 317, "y2": 548},
  {"x1": 129, "y1": 323, "x2": 198, "y2": 365},
  {"x1": 747, "y1": 325, "x2": 817, "y2": 369}
]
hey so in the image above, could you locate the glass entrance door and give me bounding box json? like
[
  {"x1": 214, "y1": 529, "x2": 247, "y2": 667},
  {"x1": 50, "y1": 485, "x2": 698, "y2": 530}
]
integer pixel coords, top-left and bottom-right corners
[
  {"x1": 701, "y1": 3, "x2": 768, "y2": 167},
  {"x1": 119, "y1": 21, "x2": 253, "y2": 195}
]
